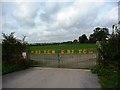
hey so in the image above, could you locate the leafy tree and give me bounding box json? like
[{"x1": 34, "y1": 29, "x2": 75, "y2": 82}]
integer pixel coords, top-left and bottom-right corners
[
  {"x1": 66, "y1": 41, "x2": 73, "y2": 44},
  {"x1": 79, "y1": 34, "x2": 88, "y2": 43},
  {"x1": 93, "y1": 27, "x2": 109, "y2": 41},
  {"x1": 2, "y1": 32, "x2": 28, "y2": 67},
  {"x1": 97, "y1": 25, "x2": 120, "y2": 69},
  {"x1": 73, "y1": 39, "x2": 78, "y2": 43},
  {"x1": 89, "y1": 34, "x2": 96, "y2": 43},
  {"x1": 89, "y1": 27, "x2": 109, "y2": 43}
]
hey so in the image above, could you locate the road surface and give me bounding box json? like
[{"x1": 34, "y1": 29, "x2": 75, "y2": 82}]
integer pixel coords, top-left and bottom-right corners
[{"x1": 3, "y1": 67, "x2": 101, "y2": 88}]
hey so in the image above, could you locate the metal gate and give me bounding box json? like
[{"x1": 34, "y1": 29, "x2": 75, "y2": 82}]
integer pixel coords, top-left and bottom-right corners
[{"x1": 29, "y1": 53, "x2": 97, "y2": 69}]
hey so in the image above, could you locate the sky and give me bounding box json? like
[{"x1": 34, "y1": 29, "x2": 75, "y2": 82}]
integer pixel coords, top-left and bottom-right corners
[{"x1": 1, "y1": 0, "x2": 119, "y2": 43}]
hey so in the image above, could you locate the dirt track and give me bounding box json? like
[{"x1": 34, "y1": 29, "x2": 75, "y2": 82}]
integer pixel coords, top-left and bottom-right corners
[{"x1": 3, "y1": 67, "x2": 101, "y2": 88}]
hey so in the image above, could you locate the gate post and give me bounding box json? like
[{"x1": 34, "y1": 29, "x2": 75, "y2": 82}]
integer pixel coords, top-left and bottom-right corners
[{"x1": 58, "y1": 53, "x2": 61, "y2": 68}]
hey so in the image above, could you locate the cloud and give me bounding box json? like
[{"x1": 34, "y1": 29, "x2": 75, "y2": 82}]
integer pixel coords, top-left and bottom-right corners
[
  {"x1": 106, "y1": 6, "x2": 118, "y2": 21},
  {"x1": 13, "y1": 2, "x2": 40, "y2": 28},
  {"x1": 94, "y1": 4, "x2": 118, "y2": 29},
  {"x1": 52, "y1": 2, "x2": 105, "y2": 29},
  {"x1": 2, "y1": 1, "x2": 118, "y2": 43}
]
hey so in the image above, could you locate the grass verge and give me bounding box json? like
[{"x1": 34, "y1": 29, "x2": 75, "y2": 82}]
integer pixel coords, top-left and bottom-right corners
[
  {"x1": 2, "y1": 65, "x2": 29, "y2": 75},
  {"x1": 91, "y1": 66, "x2": 120, "y2": 88},
  {"x1": 2, "y1": 60, "x2": 29, "y2": 75}
]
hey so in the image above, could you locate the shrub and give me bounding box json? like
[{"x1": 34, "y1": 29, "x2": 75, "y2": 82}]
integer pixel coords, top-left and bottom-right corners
[
  {"x1": 91, "y1": 65, "x2": 119, "y2": 88},
  {"x1": 91, "y1": 66, "x2": 113, "y2": 76},
  {"x1": 93, "y1": 24, "x2": 120, "y2": 88},
  {"x1": 97, "y1": 25, "x2": 120, "y2": 69},
  {"x1": 17, "y1": 58, "x2": 29, "y2": 69},
  {"x1": 2, "y1": 65, "x2": 18, "y2": 74},
  {"x1": 2, "y1": 32, "x2": 29, "y2": 74}
]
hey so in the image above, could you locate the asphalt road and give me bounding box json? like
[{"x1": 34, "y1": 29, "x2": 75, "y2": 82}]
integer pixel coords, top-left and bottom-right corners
[{"x1": 2, "y1": 67, "x2": 101, "y2": 88}]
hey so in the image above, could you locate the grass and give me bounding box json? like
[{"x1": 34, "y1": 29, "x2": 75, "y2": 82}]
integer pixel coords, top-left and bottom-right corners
[
  {"x1": 2, "y1": 65, "x2": 29, "y2": 75},
  {"x1": 2, "y1": 65, "x2": 18, "y2": 74},
  {"x1": 91, "y1": 66, "x2": 120, "y2": 88},
  {"x1": 2, "y1": 60, "x2": 29, "y2": 75},
  {"x1": 29, "y1": 43, "x2": 96, "y2": 53}
]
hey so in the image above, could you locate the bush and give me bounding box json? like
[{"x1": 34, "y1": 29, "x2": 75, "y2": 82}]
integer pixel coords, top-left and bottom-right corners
[
  {"x1": 17, "y1": 59, "x2": 29, "y2": 69},
  {"x1": 96, "y1": 25, "x2": 120, "y2": 69},
  {"x1": 2, "y1": 64, "x2": 28, "y2": 75},
  {"x1": 91, "y1": 66, "x2": 114, "y2": 76},
  {"x1": 91, "y1": 66, "x2": 119, "y2": 88},
  {"x1": 2, "y1": 65, "x2": 18, "y2": 74},
  {"x1": 93, "y1": 24, "x2": 120, "y2": 88},
  {"x1": 2, "y1": 32, "x2": 29, "y2": 66},
  {"x1": 2, "y1": 32, "x2": 29, "y2": 74},
  {"x1": 2, "y1": 59, "x2": 30, "y2": 75}
]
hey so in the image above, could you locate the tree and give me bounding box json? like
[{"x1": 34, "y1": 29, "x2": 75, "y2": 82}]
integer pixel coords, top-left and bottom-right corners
[
  {"x1": 93, "y1": 27, "x2": 109, "y2": 41},
  {"x1": 79, "y1": 34, "x2": 88, "y2": 43},
  {"x1": 2, "y1": 32, "x2": 28, "y2": 66},
  {"x1": 89, "y1": 34, "x2": 96, "y2": 43},
  {"x1": 22, "y1": 35, "x2": 27, "y2": 42},
  {"x1": 88, "y1": 27, "x2": 109, "y2": 43},
  {"x1": 73, "y1": 39, "x2": 78, "y2": 43},
  {"x1": 67, "y1": 41, "x2": 73, "y2": 44},
  {"x1": 97, "y1": 24, "x2": 120, "y2": 69}
]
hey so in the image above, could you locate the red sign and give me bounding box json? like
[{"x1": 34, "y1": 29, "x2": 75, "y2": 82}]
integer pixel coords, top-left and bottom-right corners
[{"x1": 22, "y1": 52, "x2": 26, "y2": 59}]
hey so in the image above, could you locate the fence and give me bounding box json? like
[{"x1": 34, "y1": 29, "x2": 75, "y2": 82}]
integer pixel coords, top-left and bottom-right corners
[{"x1": 29, "y1": 53, "x2": 97, "y2": 69}]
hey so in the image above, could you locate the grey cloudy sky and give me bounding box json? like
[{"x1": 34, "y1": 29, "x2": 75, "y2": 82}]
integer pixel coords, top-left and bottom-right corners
[{"x1": 1, "y1": 0, "x2": 119, "y2": 43}]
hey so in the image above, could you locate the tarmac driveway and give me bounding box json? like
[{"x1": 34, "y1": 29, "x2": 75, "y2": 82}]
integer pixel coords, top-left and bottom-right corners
[{"x1": 2, "y1": 67, "x2": 101, "y2": 88}]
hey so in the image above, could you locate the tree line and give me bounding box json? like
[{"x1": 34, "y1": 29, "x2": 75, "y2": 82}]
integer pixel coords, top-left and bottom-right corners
[
  {"x1": 71, "y1": 27, "x2": 109, "y2": 43},
  {"x1": 30, "y1": 27, "x2": 109, "y2": 46}
]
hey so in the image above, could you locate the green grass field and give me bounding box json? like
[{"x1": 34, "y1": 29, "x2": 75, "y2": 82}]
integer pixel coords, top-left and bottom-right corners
[{"x1": 29, "y1": 43, "x2": 97, "y2": 54}]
